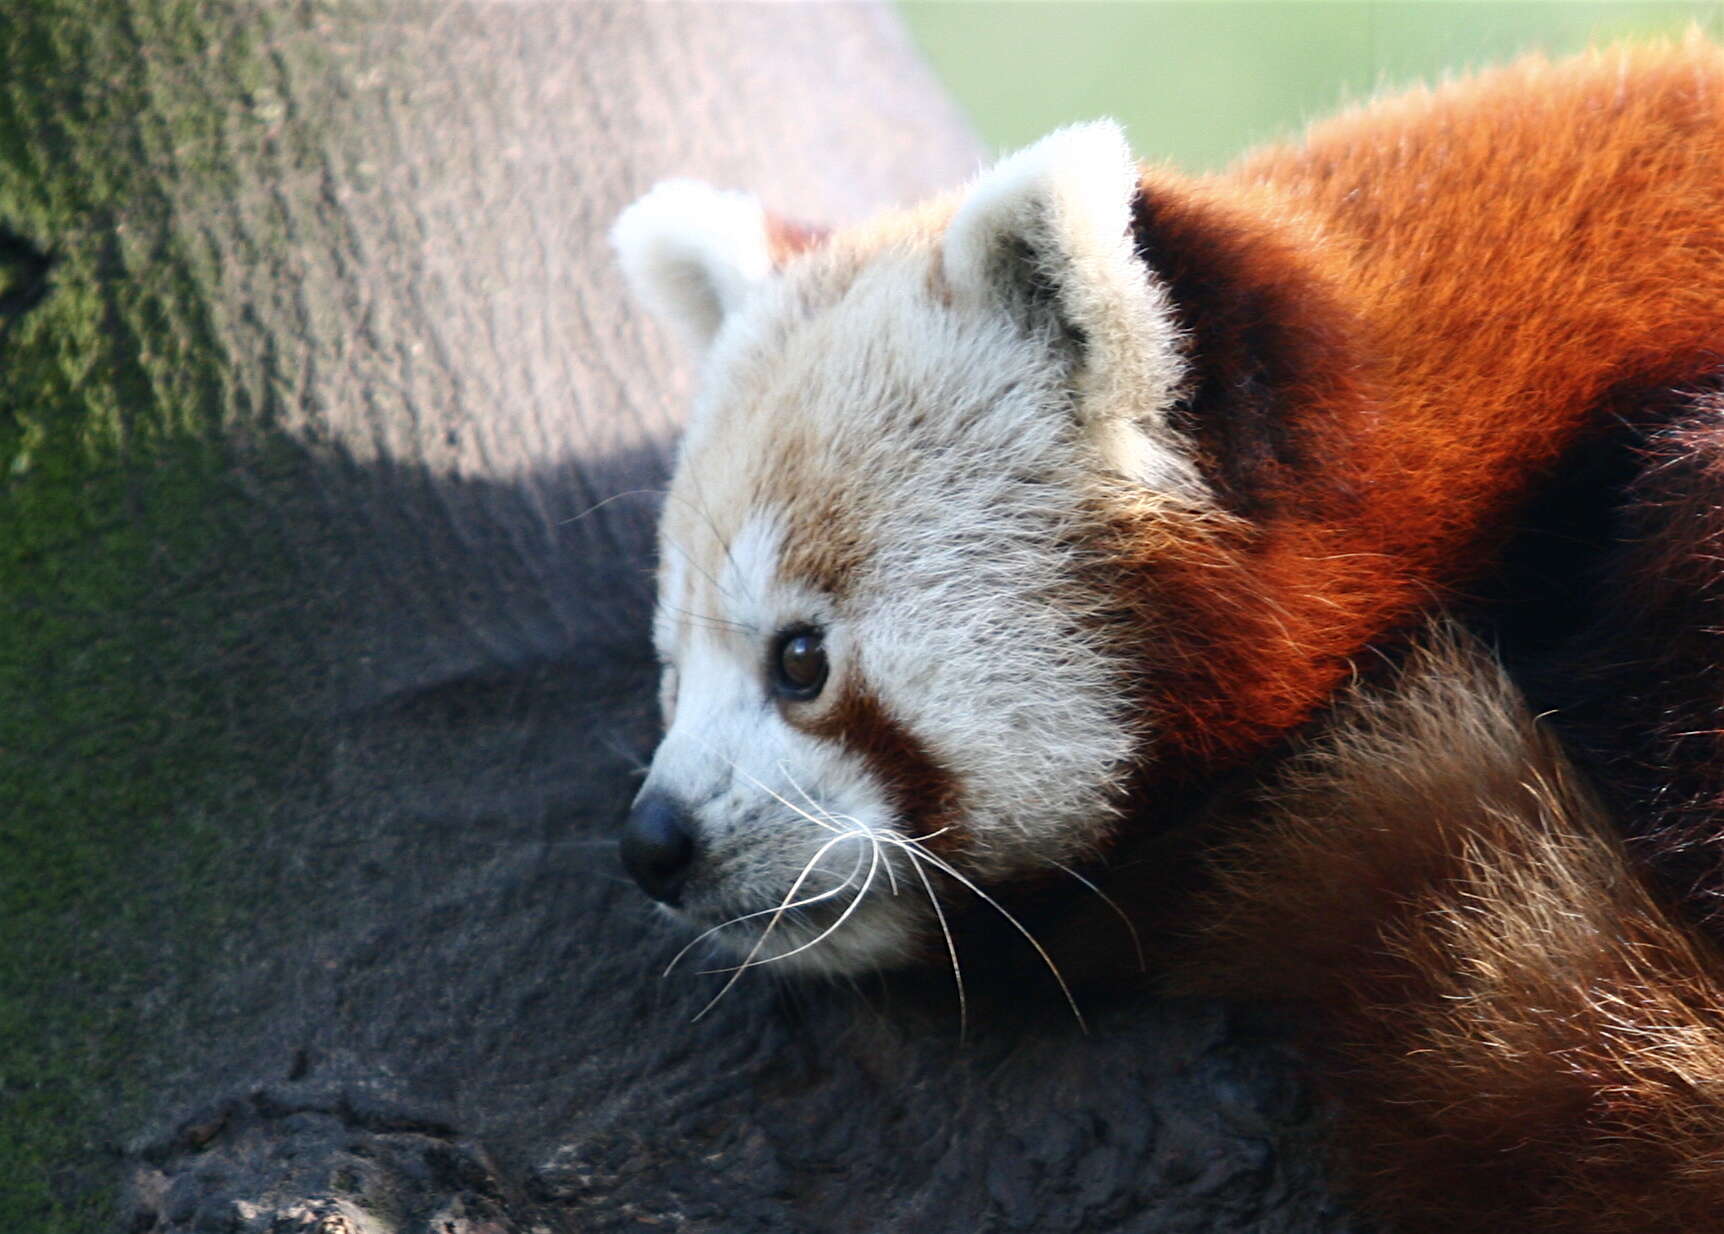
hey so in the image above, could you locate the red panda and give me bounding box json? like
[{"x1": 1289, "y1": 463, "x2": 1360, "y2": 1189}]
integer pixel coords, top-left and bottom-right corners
[{"x1": 610, "y1": 39, "x2": 1724, "y2": 1234}]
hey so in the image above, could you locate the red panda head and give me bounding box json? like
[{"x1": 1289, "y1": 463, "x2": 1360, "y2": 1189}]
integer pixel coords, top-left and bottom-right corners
[{"x1": 609, "y1": 124, "x2": 1338, "y2": 975}]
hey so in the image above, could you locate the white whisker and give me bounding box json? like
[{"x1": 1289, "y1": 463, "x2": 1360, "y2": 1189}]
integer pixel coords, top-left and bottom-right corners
[
  {"x1": 556, "y1": 486, "x2": 667, "y2": 526},
  {"x1": 908, "y1": 850, "x2": 968, "y2": 1041},
  {"x1": 761, "y1": 763, "x2": 847, "y2": 836},
  {"x1": 599, "y1": 732, "x2": 651, "y2": 777},
  {"x1": 775, "y1": 763, "x2": 905, "y2": 897},
  {"x1": 716, "y1": 833, "x2": 884, "y2": 970},
  {"x1": 658, "y1": 533, "x2": 735, "y2": 609},
  {"x1": 1049, "y1": 859, "x2": 1145, "y2": 973},
  {"x1": 690, "y1": 830, "x2": 870, "y2": 1021},
  {"x1": 886, "y1": 834, "x2": 1087, "y2": 1032},
  {"x1": 680, "y1": 471, "x2": 753, "y2": 607},
  {"x1": 661, "y1": 871, "x2": 857, "y2": 977}
]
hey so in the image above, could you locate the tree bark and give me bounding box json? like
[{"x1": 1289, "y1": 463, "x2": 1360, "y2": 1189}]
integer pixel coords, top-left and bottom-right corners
[{"x1": 1, "y1": 4, "x2": 1355, "y2": 1231}]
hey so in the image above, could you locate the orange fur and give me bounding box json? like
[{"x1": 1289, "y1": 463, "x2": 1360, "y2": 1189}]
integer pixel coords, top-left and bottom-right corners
[
  {"x1": 1114, "y1": 42, "x2": 1724, "y2": 1230},
  {"x1": 1115, "y1": 39, "x2": 1724, "y2": 770}
]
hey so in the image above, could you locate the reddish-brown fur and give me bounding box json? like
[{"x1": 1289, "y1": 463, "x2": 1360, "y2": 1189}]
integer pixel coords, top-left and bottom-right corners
[
  {"x1": 1113, "y1": 40, "x2": 1724, "y2": 772},
  {"x1": 1180, "y1": 632, "x2": 1724, "y2": 1234},
  {"x1": 1115, "y1": 41, "x2": 1724, "y2": 1232},
  {"x1": 805, "y1": 683, "x2": 965, "y2": 857}
]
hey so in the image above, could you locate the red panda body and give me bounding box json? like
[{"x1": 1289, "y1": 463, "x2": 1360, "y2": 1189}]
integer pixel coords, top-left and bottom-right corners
[
  {"x1": 1133, "y1": 47, "x2": 1724, "y2": 1229},
  {"x1": 614, "y1": 39, "x2": 1724, "y2": 1234},
  {"x1": 1123, "y1": 41, "x2": 1724, "y2": 767}
]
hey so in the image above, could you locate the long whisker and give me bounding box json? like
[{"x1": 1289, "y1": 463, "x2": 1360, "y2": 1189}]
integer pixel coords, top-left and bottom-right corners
[
  {"x1": 716, "y1": 834, "x2": 885, "y2": 970},
  {"x1": 746, "y1": 766, "x2": 905, "y2": 909},
  {"x1": 886, "y1": 835, "x2": 1087, "y2": 1032},
  {"x1": 661, "y1": 603, "x2": 758, "y2": 637},
  {"x1": 695, "y1": 836, "x2": 877, "y2": 975},
  {"x1": 690, "y1": 831, "x2": 870, "y2": 1022},
  {"x1": 599, "y1": 732, "x2": 652, "y2": 777},
  {"x1": 692, "y1": 830, "x2": 861, "y2": 984},
  {"x1": 668, "y1": 739, "x2": 915, "y2": 982},
  {"x1": 681, "y1": 471, "x2": 753, "y2": 608},
  {"x1": 658, "y1": 532, "x2": 736, "y2": 608},
  {"x1": 1049, "y1": 859, "x2": 1145, "y2": 973},
  {"x1": 661, "y1": 872, "x2": 858, "y2": 976},
  {"x1": 761, "y1": 765, "x2": 847, "y2": 836},
  {"x1": 774, "y1": 763, "x2": 905, "y2": 898},
  {"x1": 557, "y1": 486, "x2": 667, "y2": 526},
  {"x1": 907, "y1": 850, "x2": 968, "y2": 1042}
]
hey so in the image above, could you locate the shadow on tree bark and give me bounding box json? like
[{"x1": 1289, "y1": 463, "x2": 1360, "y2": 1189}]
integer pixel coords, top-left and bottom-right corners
[{"x1": 0, "y1": 4, "x2": 1359, "y2": 1231}]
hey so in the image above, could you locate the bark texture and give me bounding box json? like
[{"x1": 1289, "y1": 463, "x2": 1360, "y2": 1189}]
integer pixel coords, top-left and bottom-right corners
[{"x1": 0, "y1": 4, "x2": 1355, "y2": 1231}]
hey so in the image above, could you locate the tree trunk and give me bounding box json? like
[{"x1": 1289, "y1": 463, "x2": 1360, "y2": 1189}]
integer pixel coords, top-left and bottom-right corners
[{"x1": 0, "y1": 4, "x2": 1355, "y2": 1231}]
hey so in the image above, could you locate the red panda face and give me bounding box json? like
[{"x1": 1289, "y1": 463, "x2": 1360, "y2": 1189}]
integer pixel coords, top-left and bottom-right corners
[{"x1": 612, "y1": 126, "x2": 1210, "y2": 974}]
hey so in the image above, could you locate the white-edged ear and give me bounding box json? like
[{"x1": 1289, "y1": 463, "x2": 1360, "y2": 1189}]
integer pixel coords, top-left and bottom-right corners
[
  {"x1": 944, "y1": 121, "x2": 1140, "y2": 305},
  {"x1": 942, "y1": 122, "x2": 1190, "y2": 482},
  {"x1": 611, "y1": 180, "x2": 774, "y2": 353}
]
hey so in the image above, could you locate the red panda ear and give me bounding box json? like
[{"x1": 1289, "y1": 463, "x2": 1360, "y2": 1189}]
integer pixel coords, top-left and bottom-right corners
[
  {"x1": 611, "y1": 181, "x2": 825, "y2": 354},
  {"x1": 942, "y1": 123, "x2": 1196, "y2": 491}
]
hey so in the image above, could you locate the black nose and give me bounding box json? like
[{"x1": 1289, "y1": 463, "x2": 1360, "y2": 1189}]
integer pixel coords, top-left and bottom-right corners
[{"x1": 621, "y1": 792, "x2": 698, "y2": 905}]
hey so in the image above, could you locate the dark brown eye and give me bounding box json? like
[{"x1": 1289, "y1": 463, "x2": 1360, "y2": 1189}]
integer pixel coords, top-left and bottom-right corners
[{"x1": 772, "y1": 628, "x2": 828, "y2": 700}]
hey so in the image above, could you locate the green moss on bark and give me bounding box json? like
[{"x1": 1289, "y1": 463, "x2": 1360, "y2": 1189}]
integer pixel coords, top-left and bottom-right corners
[{"x1": 1, "y1": 4, "x2": 305, "y2": 1226}]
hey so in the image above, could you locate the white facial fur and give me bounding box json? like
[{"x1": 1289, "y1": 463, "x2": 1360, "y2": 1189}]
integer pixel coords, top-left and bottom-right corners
[
  {"x1": 649, "y1": 509, "x2": 926, "y2": 974},
  {"x1": 613, "y1": 122, "x2": 1205, "y2": 975}
]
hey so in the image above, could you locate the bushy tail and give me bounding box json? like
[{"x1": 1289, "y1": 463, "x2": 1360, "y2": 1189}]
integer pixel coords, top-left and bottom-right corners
[{"x1": 1184, "y1": 628, "x2": 1724, "y2": 1233}]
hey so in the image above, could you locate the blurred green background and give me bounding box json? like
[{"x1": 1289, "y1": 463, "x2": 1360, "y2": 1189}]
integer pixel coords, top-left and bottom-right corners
[{"x1": 901, "y1": 2, "x2": 1724, "y2": 170}]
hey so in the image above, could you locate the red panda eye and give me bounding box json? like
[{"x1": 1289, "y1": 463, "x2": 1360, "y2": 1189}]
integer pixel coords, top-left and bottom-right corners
[{"x1": 772, "y1": 629, "x2": 828, "y2": 700}]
